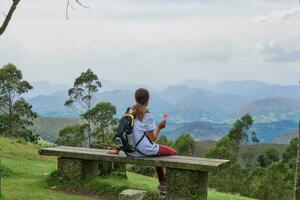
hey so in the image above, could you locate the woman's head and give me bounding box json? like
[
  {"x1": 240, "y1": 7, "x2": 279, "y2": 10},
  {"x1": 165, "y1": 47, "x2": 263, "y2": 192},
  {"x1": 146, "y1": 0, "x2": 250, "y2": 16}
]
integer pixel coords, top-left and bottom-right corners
[
  {"x1": 133, "y1": 88, "x2": 150, "y2": 121},
  {"x1": 135, "y1": 88, "x2": 150, "y2": 106}
]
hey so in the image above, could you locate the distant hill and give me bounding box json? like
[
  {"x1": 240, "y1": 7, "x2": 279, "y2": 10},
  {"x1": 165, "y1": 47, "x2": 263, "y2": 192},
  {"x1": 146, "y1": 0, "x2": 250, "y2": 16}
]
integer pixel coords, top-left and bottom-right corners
[
  {"x1": 273, "y1": 130, "x2": 298, "y2": 144},
  {"x1": 163, "y1": 120, "x2": 298, "y2": 144},
  {"x1": 32, "y1": 117, "x2": 81, "y2": 142},
  {"x1": 25, "y1": 81, "x2": 69, "y2": 98},
  {"x1": 28, "y1": 91, "x2": 78, "y2": 118},
  {"x1": 174, "y1": 91, "x2": 252, "y2": 122},
  {"x1": 28, "y1": 89, "x2": 172, "y2": 119},
  {"x1": 27, "y1": 80, "x2": 300, "y2": 123},
  {"x1": 231, "y1": 97, "x2": 300, "y2": 122},
  {"x1": 182, "y1": 79, "x2": 300, "y2": 99}
]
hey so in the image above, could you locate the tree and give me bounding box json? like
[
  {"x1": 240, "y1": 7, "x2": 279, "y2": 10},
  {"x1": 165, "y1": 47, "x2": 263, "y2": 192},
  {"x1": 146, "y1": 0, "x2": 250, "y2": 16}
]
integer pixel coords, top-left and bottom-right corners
[
  {"x1": 228, "y1": 113, "x2": 254, "y2": 145},
  {"x1": 257, "y1": 147, "x2": 280, "y2": 167},
  {"x1": 56, "y1": 124, "x2": 86, "y2": 147},
  {"x1": 282, "y1": 137, "x2": 297, "y2": 168},
  {"x1": 206, "y1": 114, "x2": 255, "y2": 163},
  {"x1": 157, "y1": 135, "x2": 173, "y2": 146},
  {"x1": 65, "y1": 68, "x2": 101, "y2": 147},
  {"x1": 83, "y1": 102, "x2": 117, "y2": 145},
  {"x1": 173, "y1": 134, "x2": 196, "y2": 156},
  {"x1": 206, "y1": 135, "x2": 236, "y2": 161},
  {"x1": 242, "y1": 152, "x2": 254, "y2": 168},
  {"x1": 0, "y1": 64, "x2": 37, "y2": 138},
  {"x1": 0, "y1": 0, "x2": 88, "y2": 36},
  {"x1": 251, "y1": 131, "x2": 259, "y2": 144},
  {"x1": 295, "y1": 120, "x2": 300, "y2": 200},
  {"x1": 0, "y1": 0, "x2": 20, "y2": 36}
]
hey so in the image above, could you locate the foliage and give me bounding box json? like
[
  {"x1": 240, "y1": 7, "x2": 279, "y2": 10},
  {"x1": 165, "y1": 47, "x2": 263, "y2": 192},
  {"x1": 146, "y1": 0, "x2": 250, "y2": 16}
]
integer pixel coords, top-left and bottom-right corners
[
  {"x1": 56, "y1": 124, "x2": 87, "y2": 147},
  {"x1": 254, "y1": 162, "x2": 294, "y2": 200},
  {"x1": 0, "y1": 64, "x2": 37, "y2": 139},
  {"x1": 206, "y1": 135, "x2": 236, "y2": 161},
  {"x1": 282, "y1": 137, "x2": 298, "y2": 168},
  {"x1": 257, "y1": 147, "x2": 280, "y2": 167},
  {"x1": 83, "y1": 102, "x2": 117, "y2": 145},
  {"x1": 242, "y1": 152, "x2": 254, "y2": 168},
  {"x1": 206, "y1": 114, "x2": 255, "y2": 163},
  {"x1": 128, "y1": 165, "x2": 155, "y2": 177},
  {"x1": 173, "y1": 133, "x2": 196, "y2": 156},
  {"x1": 64, "y1": 68, "x2": 102, "y2": 147},
  {"x1": 206, "y1": 114, "x2": 296, "y2": 200},
  {"x1": 156, "y1": 135, "x2": 173, "y2": 146}
]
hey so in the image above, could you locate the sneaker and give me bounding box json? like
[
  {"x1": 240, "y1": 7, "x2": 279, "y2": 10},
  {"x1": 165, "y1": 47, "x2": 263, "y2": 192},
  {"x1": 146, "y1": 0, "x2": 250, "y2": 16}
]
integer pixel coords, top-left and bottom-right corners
[{"x1": 158, "y1": 184, "x2": 167, "y2": 196}]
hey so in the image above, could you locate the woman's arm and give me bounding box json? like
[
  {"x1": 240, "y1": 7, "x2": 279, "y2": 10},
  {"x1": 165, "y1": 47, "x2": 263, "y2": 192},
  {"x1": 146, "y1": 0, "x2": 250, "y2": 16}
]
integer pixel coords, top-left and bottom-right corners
[{"x1": 148, "y1": 120, "x2": 166, "y2": 142}]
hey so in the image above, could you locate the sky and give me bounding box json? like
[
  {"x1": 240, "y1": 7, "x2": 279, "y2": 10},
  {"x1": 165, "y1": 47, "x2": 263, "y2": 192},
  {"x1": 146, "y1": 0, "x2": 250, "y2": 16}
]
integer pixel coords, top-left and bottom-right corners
[{"x1": 0, "y1": 0, "x2": 300, "y2": 87}]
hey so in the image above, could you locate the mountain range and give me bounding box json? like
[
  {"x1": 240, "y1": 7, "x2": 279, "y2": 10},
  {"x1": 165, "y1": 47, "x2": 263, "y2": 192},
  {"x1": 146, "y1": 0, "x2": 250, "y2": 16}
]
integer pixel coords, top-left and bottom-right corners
[{"x1": 26, "y1": 79, "x2": 300, "y2": 123}]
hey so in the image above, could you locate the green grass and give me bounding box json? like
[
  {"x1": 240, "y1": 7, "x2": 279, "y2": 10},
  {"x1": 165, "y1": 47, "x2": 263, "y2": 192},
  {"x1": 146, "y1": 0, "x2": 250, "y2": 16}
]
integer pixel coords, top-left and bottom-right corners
[{"x1": 0, "y1": 136, "x2": 255, "y2": 200}]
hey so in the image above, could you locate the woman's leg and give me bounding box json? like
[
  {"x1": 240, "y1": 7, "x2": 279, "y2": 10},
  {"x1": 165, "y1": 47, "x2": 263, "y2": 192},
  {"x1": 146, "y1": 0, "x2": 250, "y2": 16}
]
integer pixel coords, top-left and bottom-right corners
[{"x1": 156, "y1": 145, "x2": 177, "y2": 185}]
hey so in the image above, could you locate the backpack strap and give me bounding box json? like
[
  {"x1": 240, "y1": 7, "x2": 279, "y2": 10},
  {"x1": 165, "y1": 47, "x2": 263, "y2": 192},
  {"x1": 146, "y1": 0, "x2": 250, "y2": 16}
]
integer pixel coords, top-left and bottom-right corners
[{"x1": 125, "y1": 107, "x2": 131, "y2": 114}]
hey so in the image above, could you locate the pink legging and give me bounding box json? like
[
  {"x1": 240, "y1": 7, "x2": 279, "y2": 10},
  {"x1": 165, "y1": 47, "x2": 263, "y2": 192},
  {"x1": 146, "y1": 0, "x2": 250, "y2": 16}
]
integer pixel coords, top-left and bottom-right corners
[{"x1": 156, "y1": 145, "x2": 177, "y2": 183}]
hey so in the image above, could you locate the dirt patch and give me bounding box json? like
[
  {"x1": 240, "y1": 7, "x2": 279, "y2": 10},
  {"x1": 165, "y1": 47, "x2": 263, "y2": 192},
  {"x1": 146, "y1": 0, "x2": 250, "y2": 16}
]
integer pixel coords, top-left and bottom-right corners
[{"x1": 53, "y1": 185, "x2": 117, "y2": 200}]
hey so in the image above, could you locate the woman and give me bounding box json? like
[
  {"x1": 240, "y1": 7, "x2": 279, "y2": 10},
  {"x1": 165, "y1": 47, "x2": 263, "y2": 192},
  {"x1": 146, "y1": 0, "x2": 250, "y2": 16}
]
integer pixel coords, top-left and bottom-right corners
[{"x1": 109, "y1": 88, "x2": 177, "y2": 195}]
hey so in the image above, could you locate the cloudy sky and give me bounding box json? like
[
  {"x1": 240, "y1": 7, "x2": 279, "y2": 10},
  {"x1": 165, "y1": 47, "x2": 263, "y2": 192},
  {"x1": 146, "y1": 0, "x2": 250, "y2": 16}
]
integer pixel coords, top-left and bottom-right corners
[{"x1": 0, "y1": 0, "x2": 300, "y2": 87}]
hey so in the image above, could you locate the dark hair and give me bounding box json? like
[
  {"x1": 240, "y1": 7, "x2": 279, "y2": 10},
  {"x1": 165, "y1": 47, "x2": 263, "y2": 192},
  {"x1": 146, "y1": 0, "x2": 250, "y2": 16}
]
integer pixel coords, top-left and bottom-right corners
[
  {"x1": 135, "y1": 88, "x2": 149, "y2": 105},
  {"x1": 132, "y1": 88, "x2": 150, "y2": 121}
]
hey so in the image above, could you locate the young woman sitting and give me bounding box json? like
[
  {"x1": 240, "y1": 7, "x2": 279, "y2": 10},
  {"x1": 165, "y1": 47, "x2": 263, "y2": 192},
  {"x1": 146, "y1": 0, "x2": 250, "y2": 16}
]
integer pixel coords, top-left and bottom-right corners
[{"x1": 108, "y1": 88, "x2": 177, "y2": 195}]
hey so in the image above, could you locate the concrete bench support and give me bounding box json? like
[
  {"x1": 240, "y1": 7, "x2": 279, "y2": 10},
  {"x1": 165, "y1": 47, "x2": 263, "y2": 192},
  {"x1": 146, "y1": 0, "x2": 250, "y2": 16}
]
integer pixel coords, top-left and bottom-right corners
[
  {"x1": 57, "y1": 157, "x2": 99, "y2": 179},
  {"x1": 165, "y1": 168, "x2": 208, "y2": 200}
]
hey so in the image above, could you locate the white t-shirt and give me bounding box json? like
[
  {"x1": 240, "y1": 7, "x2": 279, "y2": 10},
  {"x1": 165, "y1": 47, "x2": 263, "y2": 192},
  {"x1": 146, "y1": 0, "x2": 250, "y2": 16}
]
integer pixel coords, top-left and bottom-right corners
[{"x1": 127, "y1": 112, "x2": 159, "y2": 157}]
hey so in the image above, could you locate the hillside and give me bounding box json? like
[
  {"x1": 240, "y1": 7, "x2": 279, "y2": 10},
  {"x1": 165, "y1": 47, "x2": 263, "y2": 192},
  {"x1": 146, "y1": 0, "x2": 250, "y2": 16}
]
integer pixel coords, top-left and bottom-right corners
[
  {"x1": 194, "y1": 141, "x2": 288, "y2": 166},
  {"x1": 0, "y1": 136, "x2": 254, "y2": 200},
  {"x1": 162, "y1": 120, "x2": 298, "y2": 144},
  {"x1": 231, "y1": 97, "x2": 300, "y2": 122},
  {"x1": 273, "y1": 130, "x2": 298, "y2": 144},
  {"x1": 26, "y1": 80, "x2": 300, "y2": 123},
  {"x1": 29, "y1": 116, "x2": 298, "y2": 144},
  {"x1": 32, "y1": 117, "x2": 81, "y2": 142}
]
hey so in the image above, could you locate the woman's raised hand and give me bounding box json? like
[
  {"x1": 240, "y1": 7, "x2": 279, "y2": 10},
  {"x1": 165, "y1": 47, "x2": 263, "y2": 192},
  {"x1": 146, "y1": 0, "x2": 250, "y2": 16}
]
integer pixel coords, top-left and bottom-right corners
[{"x1": 159, "y1": 120, "x2": 167, "y2": 129}]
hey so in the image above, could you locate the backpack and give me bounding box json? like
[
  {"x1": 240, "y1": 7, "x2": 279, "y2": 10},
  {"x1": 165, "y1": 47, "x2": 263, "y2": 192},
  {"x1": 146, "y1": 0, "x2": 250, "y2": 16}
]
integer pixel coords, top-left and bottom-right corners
[{"x1": 114, "y1": 107, "x2": 153, "y2": 156}]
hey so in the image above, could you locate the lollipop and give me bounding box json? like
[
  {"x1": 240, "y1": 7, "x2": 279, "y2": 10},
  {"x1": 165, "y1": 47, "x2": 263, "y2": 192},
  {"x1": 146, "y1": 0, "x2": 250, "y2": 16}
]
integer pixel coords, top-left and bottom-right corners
[{"x1": 163, "y1": 113, "x2": 168, "y2": 119}]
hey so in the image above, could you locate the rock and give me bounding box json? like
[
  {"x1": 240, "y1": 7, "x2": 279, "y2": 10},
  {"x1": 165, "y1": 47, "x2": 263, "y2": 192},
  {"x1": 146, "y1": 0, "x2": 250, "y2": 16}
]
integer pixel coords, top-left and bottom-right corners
[{"x1": 118, "y1": 189, "x2": 147, "y2": 200}]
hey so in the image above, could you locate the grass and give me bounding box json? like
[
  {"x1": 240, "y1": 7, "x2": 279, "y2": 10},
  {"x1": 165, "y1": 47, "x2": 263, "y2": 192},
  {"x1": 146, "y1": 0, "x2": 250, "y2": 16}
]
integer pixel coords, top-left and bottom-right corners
[{"x1": 0, "y1": 136, "x2": 255, "y2": 200}]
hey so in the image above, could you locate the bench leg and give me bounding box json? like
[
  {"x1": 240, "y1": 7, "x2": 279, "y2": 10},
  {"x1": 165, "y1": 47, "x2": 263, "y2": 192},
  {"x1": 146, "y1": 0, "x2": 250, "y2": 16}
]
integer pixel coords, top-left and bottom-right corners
[
  {"x1": 57, "y1": 157, "x2": 99, "y2": 180},
  {"x1": 165, "y1": 168, "x2": 208, "y2": 200},
  {"x1": 98, "y1": 161, "x2": 127, "y2": 178}
]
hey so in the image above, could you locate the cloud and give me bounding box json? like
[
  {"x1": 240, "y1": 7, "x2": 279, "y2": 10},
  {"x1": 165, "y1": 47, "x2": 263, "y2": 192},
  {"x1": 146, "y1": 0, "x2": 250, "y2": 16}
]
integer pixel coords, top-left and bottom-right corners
[
  {"x1": 254, "y1": 7, "x2": 300, "y2": 23},
  {"x1": 258, "y1": 40, "x2": 300, "y2": 62},
  {"x1": 1, "y1": 0, "x2": 300, "y2": 86}
]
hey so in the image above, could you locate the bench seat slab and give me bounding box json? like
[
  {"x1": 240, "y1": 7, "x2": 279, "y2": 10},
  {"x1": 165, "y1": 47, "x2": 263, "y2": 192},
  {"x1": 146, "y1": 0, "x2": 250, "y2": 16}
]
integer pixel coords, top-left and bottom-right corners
[
  {"x1": 57, "y1": 157, "x2": 99, "y2": 179},
  {"x1": 165, "y1": 168, "x2": 208, "y2": 200}
]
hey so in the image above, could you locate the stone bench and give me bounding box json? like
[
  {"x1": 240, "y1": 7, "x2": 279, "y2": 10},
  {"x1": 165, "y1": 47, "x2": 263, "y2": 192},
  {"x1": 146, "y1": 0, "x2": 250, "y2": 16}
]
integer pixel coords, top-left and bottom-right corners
[{"x1": 39, "y1": 146, "x2": 230, "y2": 200}]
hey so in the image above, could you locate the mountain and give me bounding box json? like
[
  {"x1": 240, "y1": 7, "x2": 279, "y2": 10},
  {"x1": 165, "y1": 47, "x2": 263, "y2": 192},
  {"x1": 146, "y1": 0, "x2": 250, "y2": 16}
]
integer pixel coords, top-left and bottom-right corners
[
  {"x1": 182, "y1": 79, "x2": 300, "y2": 99},
  {"x1": 94, "y1": 89, "x2": 172, "y2": 118},
  {"x1": 159, "y1": 85, "x2": 201, "y2": 105},
  {"x1": 231, "y1": 97, "x2": 300, "y2": 122},
  {"x1": 163, "y1": 120, "x2": 298, "y2": 143},
  {"x1": 173, "y1": 91, "x2": 252, "y2": 122},
  {"x1": 28, "y1": 89, "x2": 172, "y2": 119},
  {"x1": 28, "y1": 91, "x2": 78, "y2": 118},
  {"x1": 27, "y1": 80, "x2": 300, "y2": 123},
  {"x1": 25, "y1": 81, "x2": 69, "y2": 98},
  {"x1": 273, "y1": 131, "x2": 298, "y2": 144}
]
